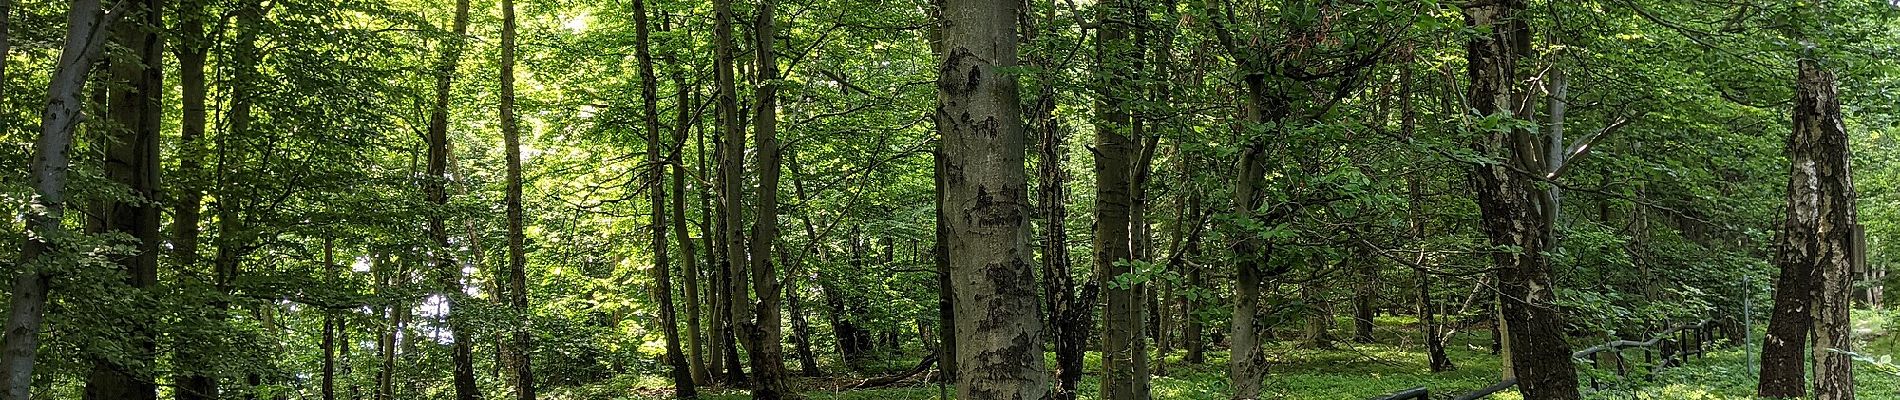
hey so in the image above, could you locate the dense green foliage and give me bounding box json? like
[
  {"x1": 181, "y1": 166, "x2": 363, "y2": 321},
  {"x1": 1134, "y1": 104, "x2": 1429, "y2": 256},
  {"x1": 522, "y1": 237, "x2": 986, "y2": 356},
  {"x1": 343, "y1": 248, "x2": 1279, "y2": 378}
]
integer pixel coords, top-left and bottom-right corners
[{"x1": 5, "y1": 0, "x2": 1900, "y2": 398}]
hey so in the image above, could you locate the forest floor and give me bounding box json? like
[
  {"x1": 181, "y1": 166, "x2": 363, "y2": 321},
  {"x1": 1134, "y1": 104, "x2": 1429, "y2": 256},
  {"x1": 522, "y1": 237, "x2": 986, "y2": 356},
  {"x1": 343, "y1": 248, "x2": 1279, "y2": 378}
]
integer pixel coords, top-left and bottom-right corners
[{"x1": 585, "y1": 313, "x2": 1900, "y2": 399}]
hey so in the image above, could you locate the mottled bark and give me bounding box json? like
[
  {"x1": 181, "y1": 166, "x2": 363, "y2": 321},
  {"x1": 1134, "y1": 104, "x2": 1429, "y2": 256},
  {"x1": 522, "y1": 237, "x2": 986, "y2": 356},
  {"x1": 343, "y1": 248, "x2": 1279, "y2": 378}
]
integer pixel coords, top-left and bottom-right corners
[
  {"x1": 742, "y1": 0, "x2": 793, "y2": 397},
  {"x1": 2, "y1": 1, "x2": 116, "y2": 398},
  {"x1": 1464, "y1": 1, "x2": 1578, "y2": 398},
  {"x1": 935, "y1": 0, "x2": 1051, "y2": 395},
  {"x1": 1761, "y1": 58, "x2": 1857, "y2": 400},
  {"x1": 712, "y1": 0, "x2": 753, "y2": 387}
]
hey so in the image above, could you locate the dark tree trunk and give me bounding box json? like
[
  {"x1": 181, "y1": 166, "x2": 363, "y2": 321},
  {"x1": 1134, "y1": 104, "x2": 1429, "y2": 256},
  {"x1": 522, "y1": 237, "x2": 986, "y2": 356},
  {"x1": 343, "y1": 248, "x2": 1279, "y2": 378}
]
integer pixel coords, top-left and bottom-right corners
[
  {"x1": 320, "y1": 237, "x2": 339, "y2": 400},
  {"x1": 632, "y1": 0, "x2": 694, "y2": 396},
  {"x1": 83, "y1": 1, "x2": 163, "y2": 398},
  {"x1": 1352, "y1": 249, "x2": 1378, "y2": 344},
  {"x1": 170, "y1": 2, "x2": 217, "y2": 396},
  {"x1": 500, "y1": 0, "x2": 539, "y2": 396},
  {"x1": 712, "y1": 0, "x2": 753, "y2": 384},
  {"x1": 1401, "y1": 61, "x2": 1453, "y2": 372},
  {"x1": 2, "y1": 1, "x2": 115, "y2": 398},
  {"x1": 1465, "y1": 1, "x2": 1578, "y2": 397},
  {"x1": 665, "y1": 24, "x2": 711, "y2": 385},
  {"x1": 421, "y1": 0, "x2": 480, "y2": 396},
  {"x1": 933, "y1": 151, "x2": 958, "y2": 382},
  {"x1": 936, "y1": 0, "x2": 1051, "y2": 395},
  {"x1": 742, "y1": 1, "x2": 793, "y2": 396},
  {"x1": 1028, "y1": 0, "x2": 1090, "y2": 393}
]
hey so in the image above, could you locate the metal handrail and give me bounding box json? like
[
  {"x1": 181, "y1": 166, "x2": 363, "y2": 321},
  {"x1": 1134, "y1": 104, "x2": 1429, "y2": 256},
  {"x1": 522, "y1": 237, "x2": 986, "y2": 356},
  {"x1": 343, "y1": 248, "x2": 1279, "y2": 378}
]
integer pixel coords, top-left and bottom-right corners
[{"x1": 1366, "y1": 319, "x2": 1727, "y2": 400}]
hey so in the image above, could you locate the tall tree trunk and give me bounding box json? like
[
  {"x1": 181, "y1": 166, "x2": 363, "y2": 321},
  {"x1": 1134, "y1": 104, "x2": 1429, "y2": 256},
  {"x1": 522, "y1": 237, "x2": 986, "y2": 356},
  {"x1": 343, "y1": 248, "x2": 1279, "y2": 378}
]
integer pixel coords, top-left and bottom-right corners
[
  {"x1": 1095, "y1": 0, "x2": 1148, "y2": 397},
  {"x1": 935, "y1": 0, "x2": 1050, "y2": 395},
  {"x1": 499, "y1": 0, "x2": 538, "y2": 397},
  {"x1": 1180, "y1": 202, "x2": 1206, "y2": 365},
  {"x1": 666, "y1": 28, "x2": 712, "y2": 385},
  {"x1": 84, "y1": 1, "x2": 163, "y2": 398},
  {"x1": 1227, "y1": 130, "x2": 1269, "y2": 400},
  {"x1": 2, "y1": 2, "x2": 115, "y2": 398},
  {"x1": 422, "y1": 0, "x2": 480, "y2": 396},
  {"x1": 1465, "y1": 1, "x2": 1578, "y2": 397},
  {"x1": 711, "y1": 0, "x2": 754, "y2": 389},
  {"x1": 375, "y1": 255, "x2": 401, "y2": 400},
  {"x1": 634, "y1": 0, "x2": 696, "y2": 396},
  {"x1": 170, "y1": 1, "x2": 214, "y2": 397},
  {"x1": 698, "y1": 121, "x2": 733, "y2": 384},
  {"x1": 1761, "y1": 58, "x2": 1857, "y2": 400},
  {"x1": 743, "y1": 1, "x2": 793, "y2": 396},
  {"x1": 1401, "y1": 61, "x2": 1453, "y2": 372},
  {"x1": 0, "y1": 0, "x2": 10, "y2": 85},
  {"x1": 321, "y1": 237, "x2": 339, "y2": 400},
  {"x1": 1026, "y1": 0, "x2": 1086, "y2": 394}
]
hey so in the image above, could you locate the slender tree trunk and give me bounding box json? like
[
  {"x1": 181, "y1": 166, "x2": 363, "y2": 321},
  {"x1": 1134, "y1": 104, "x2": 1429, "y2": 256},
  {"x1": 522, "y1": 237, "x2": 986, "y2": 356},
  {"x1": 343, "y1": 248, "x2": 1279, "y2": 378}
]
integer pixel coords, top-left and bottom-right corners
[
  {"x1": 422, "y1": 0, "x2": 480, "y2": 396},
  {"x1": 779, "y1": 247, "x2": 822, "y2": 376},
  {"x1": 1465, "y1": 1, "x2": 1578, "y2": 397},
  {"x1": 1180, "y1": 194, "x2": 1205, "y2": 365},
  {"x1": 1227, "y1": 138, "x2": 1269, "y2": 399},
  {"x1": 1026, "y1": 0, "x2": 1087, "y2": 393},
  {"x1": 2, "y1": 2, "x2": 116, "y2": 398},
  {"x1": 499, "y1": 0, "x2": 538, "y2": 397},
  {"x1": 933, "y1": 151, "x2": 958, "y2": 382},
  {"x1": 376, "y1": 255, "x2": 400, "y2": 400},
  {"x1": 170, "y1": 1, "x2": 214, "y2": 397},
  {"x1": 665, "y1": 29, "x2": 711, "y2": 385},
  {"x1": 711, "y1": 0, "x2": 754, "y2": 384},
  {"x1": 83, "y1": 2, "x2": 163, "y2": 398},
  {"x1": 1401, "y1": 61, "x2": 1452, "y2": 372},
  {"x1": 634, "y1": 1, "x2": 696, "y2": 396},
  {"x1": 698, "y1": 121, "x2": 732, "y2": 384},
  {"x1": 743, "y1": 1, "x2": 793, "y2": 396},
  {"x1": 321, "y1": 237, "x2": 339, "y2": 400},
  {"x1": 936, "y1": 0, "x2": 1050, "y2": 395},
  {"x1": 1300, "y1": 275, "x2": 1338, "y2": 349}
]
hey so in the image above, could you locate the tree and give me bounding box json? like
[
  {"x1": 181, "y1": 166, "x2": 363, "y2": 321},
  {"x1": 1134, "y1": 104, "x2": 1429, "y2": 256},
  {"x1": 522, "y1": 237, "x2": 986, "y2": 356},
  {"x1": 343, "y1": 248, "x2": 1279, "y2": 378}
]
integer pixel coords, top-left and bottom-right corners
[
  {"x1": 1094, "y1": 0, "x2": 1150, "y2": 397},
  {"x1": 82, "y1": 0, "x2": 163, "y2": 397},
  {"x1": 1463, "y1": 0, "x2": 1579, "y2": 397},
  {"x1": 500, "y1": 0, "x2": 538, "y2": 396},
  {"x1": 1, "y1": 1, "x2": 119, "y2": 398},
  {"x1": 936, "y1": 0, "x2": 1050, "y2": 395},
  {"x1": 421, "y1": 0, "x2": 481, "y2": 396},
  {"x1": 1759, "y1": 57, "x2": 1858, "y2": 400},
  {"x1": 742, "y1": 0, "x2": 794, "y2": 395},
  {"x1": 633, "y1": 0, "x2": 694, "y2": 396}
]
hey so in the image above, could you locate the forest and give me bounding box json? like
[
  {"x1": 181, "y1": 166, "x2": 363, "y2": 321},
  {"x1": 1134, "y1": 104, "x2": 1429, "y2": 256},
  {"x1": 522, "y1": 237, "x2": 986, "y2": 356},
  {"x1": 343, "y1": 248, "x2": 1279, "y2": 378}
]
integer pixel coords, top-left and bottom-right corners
[{"x1": 4, "y1": 0, "x2": 1900, "y2": 398}]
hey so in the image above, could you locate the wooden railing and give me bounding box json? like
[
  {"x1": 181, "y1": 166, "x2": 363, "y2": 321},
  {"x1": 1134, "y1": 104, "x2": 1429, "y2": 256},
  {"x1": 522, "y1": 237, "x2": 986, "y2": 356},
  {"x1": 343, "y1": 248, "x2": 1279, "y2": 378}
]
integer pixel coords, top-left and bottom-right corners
[{"x1": 1368, "y1": 319, "x2": 1728, "y2": 400}]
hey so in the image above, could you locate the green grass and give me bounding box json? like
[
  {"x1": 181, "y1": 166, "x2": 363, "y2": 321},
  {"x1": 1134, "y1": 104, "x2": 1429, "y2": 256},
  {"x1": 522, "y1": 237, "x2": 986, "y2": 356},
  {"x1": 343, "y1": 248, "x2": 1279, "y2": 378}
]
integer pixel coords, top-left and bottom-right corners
[{"x1": 569, "y1": 313, "x2": 1900, "y2": 399}]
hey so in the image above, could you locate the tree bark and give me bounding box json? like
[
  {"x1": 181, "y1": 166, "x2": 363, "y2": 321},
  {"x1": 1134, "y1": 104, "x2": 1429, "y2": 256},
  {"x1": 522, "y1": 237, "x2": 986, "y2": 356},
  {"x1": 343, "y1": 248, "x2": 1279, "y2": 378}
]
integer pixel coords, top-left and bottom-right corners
[
  {"x1": 742, "y1": 1, "x2": 793, "y2": 397},
  {"x1": 1025, "y1": 0, "x2": 1088, "y2": 394},
  {"x1": 1400, "y1": 61, "x2": 1453, "y2": 372},
  {"x1": 1095, "y1": 0, "x2": 1149, "y2": 396},
  {"x1": 170, "y1": 1, "x2": 217, "y2": 396},
  {"x1": 321, "y1": 237, "x2": 339, "y2": 400},
  {"x1": 711, "y1": 0, "x2": 754, "y2": 388},
  {"x1": 422, "y1": 0, "x2": 481, "y2": 396},
  {"x1": 1761, "y1": 58, "x2": 1857, "y2": 400},
  {"x1": 499, "y1": 0, "x2": 539, "y2": 397},
  {"x1": 83, "y1": 1, "x2": 163, "y2": 398},
  {"x1": 665, "y1": 25, "x2": 712, "y2": 385},
  {"x1": 2, "y1": 1, "x2": 116, "y2": 398},
  {"x1": 632, "y1": 0, "x2": 696, "y2": 397},
  {"x1": 1464, "y1": 1, "x2": 1578, "y2": 397},
  {"x1": 1352, "y1": 248, "x2": 1378, "y2": 344},
  {"x1": 935, "y1": 0, "x2": 1050, "y2": 395}
]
